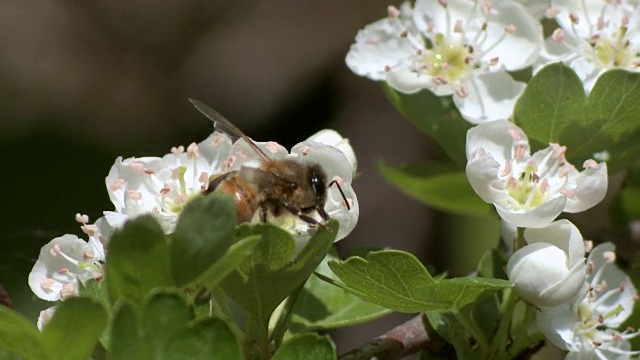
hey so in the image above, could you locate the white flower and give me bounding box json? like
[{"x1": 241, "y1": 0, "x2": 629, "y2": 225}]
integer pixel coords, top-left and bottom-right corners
[
  {"x1": 105, "y1": 130, "x2": 358, "y2": 242},
  {"x1": 507, "y1": 220, "x2": 587, "y2": 307},
  {"x1": 104, "y1": 131, "x2": 233, "y2": 233},
  {"x1": 465, "y1": 120, "x2": 608, "y2": 227},
  {"x1": 28, "y1": 216, "x2": 108, "y2": 301},
  {"x1": 539, "y1": 0, "x2": 640, "y2": 91},
  {"x1": 345, "y1": 0, "x2": 542, "y2": 123},
  {"x1": 37, "y1": 306, "x2": 56, "y2": 331},
  {"x1": 537, "y1": 242, "x2": 640, "y2": 359}
]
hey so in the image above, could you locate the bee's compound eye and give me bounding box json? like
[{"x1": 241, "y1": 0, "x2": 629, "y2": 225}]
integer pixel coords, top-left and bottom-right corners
[
  {"x1": 289, "y1": 182, "x2": 297, "y2": 190},
  {"x1": 310, "y1": 173, "x2": 326, "y2": 199}
]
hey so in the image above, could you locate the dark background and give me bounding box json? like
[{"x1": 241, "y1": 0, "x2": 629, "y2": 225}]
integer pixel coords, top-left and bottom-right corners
[{"x1": 0, "y1": 0, "x2": 450, "y2": 352}]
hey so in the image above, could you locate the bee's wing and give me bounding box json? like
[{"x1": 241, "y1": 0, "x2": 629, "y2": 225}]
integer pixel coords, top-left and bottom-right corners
[{"x1": 189, "y1": 98, "x2": 273, "y2": 163}]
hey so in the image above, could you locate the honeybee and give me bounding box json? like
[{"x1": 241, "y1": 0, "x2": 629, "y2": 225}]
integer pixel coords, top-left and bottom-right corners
[{"x1": 189, "y1": 99, "x2": 350, "y2": 229}]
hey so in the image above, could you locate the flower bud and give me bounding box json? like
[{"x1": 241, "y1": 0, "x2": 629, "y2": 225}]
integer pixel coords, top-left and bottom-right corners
[{"x1": 506, "y1": 220, "x2": 586, "y2": 307}]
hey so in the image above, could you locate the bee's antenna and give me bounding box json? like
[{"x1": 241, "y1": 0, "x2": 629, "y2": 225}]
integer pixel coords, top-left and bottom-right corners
[{"x1": 328, "y1": 180, "x2": 351, "y2": 210}]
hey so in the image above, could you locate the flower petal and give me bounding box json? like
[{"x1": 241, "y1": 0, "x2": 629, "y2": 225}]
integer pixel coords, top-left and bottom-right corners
[
  {"x1": 465, "y1": 120, "x2": 530, "y2": 163},
  {"x1": 494, "y1": 195, "x2": 566, "y2": 228},
  {"x1": 564, "y1": 162, "x2": 608, "y2": 213},
  {"x1": 306, "y1": 129, "x2": 357, "y2": 174},
  {"x1": 454, "y1": 72, "x2": 525, "y2": 124}
]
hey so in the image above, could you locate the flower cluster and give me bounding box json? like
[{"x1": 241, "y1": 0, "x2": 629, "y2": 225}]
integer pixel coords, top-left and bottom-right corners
[
  {"x1": 465, "y1": 121, "x2": 638, "y2": 357},
  {"x1": 346, "y1": 0, "x2": 543, "y2": 123},
  {"x1": 29, "y1": 129, "x2": 359, "y2": 328}
]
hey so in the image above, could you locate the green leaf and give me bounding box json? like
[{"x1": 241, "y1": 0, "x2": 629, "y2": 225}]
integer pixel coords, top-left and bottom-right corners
[
  {"x1": 221, "y1": 221, "x2": 337, "y2": 325},
  {"x1": 0, "y1": 306, "x2": 46, "y2": 359},
  {"x1": 381, "y1": 84, "x2": 471, "y2": 167},
  {"x1": 329, "y1": 250, "x2": 511, "y2": 313},
  {"x1": 272, "y1": 334, "x2": 336, "y2": 360},
  {"x1": 291, "y1": 250, "x2": 391, "y2": 331},
  {"x1": 567, "y1": 69, "x2": 640, "y2": 161},
  {"x1": 106, "y1": 215, "x2": 173, "y2": 306},
  {"x1": 477, "y1": 249, "x2": 507, "y2": 280},
  {"x1": 427, "y1": 312, "x2": 479, "y2": 360},
  {"x1": 189, "y1": 235, "x2": 261, "y2": 291},
  {"x1": 378, "y1": 161, "x2": 493, "y2": 218},
  {"x1": 171, "y1": 193, "x2": 237, "y2": 286},
  {"x1": 114, "y1": 290, "x2": 240, "y2": 360},
  {"x1": 79, "y1": 278, "x2": 111, "y2": 349},
  {"x1": 164, "y1": 318, "x2": 243, "y2": 360},
  {"x1": 42, "y1": 297, "x2": 108, "y2": 360},
  {"x1": 110, "y1": 301, "x2": 150, "y2": 360},
  {"x1": 141, "y1": 291, "x2": 192, "y2": 356},
  {"x1": 513, "y1": 62, "x2": 586, "y2": 148},
  {"x1": 515, "y1": 64, "x2": 640, "y2": 168}
]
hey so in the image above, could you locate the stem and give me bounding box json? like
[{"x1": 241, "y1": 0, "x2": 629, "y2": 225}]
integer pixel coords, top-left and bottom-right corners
[
  {"x1": 270, "y1": 282, "x2": 305, "y2": 348},
  {"x1": 489, "y1": 288, "x2": 518, "y2": 356},
  {"x1": 257, "y1": 320, "x2": 271, "y2": 360},
  {"x1": 515, "y1": 227, "x2": 526, "y2": 251},
  {"x1": 213, "y1": 288, "x2": 233, "y2": 319},
  {"x1": 340, "y1": 314, "x2": 437, "y2": 360},
  {"x1": 506, "y1": 330, "x2": 545, "y2": 359},
  {"x1": 452, "y1": 309, "x2": 489, "y2": 357}
]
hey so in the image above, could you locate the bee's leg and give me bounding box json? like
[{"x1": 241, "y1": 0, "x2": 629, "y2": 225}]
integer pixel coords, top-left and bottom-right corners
[
  {"x1": 260, "y1": 206, "x2": 268, "y2": 223},
  {"x1": 281, "y1": 202, "x2": 330, "y2": 231},
  {"x1": 316, "y1": 206, "x2": 330, "y2": 221}
]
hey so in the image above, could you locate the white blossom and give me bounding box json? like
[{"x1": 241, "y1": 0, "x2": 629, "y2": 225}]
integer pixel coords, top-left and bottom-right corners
[
  {"x1": 345, "y1": 0, "x2": 543, "y2": 123},
  {"x1": 466, "y1": 120, "x2": 608, "y2": 227},
  {"x1": 538, "y1": 0, "x2": 640, "y2": 91},
  {"x1": 507, "y1": 220, "x2": 587, "y2": 307},
  {"x1": 537, "y1": 242, "x2": 640, "y2": 359},
  {"x1": 28, "y1": 216, "x2": 108, "y2": 302}
]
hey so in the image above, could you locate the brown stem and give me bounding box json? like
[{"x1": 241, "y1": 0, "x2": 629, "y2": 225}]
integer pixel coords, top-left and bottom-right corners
[
  {"x1": 340, "y1": 314, "x2": 444, "y2": 360},
  {"x1": 0, "y1": 283, "x2": 13, "y2": 309}
]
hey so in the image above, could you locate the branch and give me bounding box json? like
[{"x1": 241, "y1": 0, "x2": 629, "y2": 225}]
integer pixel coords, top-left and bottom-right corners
[
  {"x1": 340, "y1": 314, "x2": 444, "y2": 360},
  {"x1": 0, "y1": 283, "x2": 13, "y2": 309}
]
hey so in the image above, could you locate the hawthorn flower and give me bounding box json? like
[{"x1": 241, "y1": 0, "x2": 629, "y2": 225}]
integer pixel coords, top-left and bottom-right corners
[
  {"x1": 345, "y1": 0, "x2": 543, "y2": 123},
  {"x1": 466, "y1": 120, "x2": 608, "y2": 228},
  {"x1": 506, "y1": 220, "x2": 587, "y2": 307},
  {"x1": 537, "y1": 242, "x2": 640, "y2": 358},
  {"x1": 105, "y1": 130, "x2": 358, "y2": 242},
  {"x1": 104, "y1": 131, "x2": 233, "y2": 233},
  {"x1": 28, "y1": 215, "x2": 109, "y2": 301},
  {"x1": 540, "y1": 0, "x2": 640, "y2": 91}
]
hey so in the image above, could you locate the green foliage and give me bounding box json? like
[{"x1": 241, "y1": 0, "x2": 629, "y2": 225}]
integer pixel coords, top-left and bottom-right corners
[
  {"x1": 0, "y1": 305, "x2": 47, "y2": 359},
  {"x1": 42, "y1": 297, "x2": 108, "y2": 360},
  {"x1": 378, "y1": 161, "x2": 493, "y2": 218},
  {"x1": 290, "y1": 250, "x2": 391, "y2": 332},
  {"x1": 111, "y1": 290, "x2": 242, "y2": 360},
  {"x1": 170, "y1": 194, "x2": 237, "y2": 286},
  {"x1": 329, "y1": 250, "x2": 511, "y2": 313},
  {"x1": 272, "y1": 334, "x2": 337, "y2": 360},
  {"x1": 381, "y1": 84, "x2": 472, "y2": 167},
  {"x1": 0, "y1": 297, "x2": 107, "y2": 360},
  {"x1": 106, "y1": 215, "x2": 173, "y2": 307},
  {"x1": 514, "y1": 63, "x2": 640, "y2": 168},
  {"x1": 221, "y1": 221, "x2": 338, "y2": 326}
]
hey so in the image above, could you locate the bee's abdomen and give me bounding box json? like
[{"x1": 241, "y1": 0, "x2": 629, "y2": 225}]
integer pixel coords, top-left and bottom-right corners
[{"x1": 208, "y1": 173, "x2": 258, "y2": 223}]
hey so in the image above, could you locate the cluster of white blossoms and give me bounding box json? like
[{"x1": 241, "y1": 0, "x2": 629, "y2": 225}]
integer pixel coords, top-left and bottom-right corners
[
  {"x1": 347, "y1": 0, "x2": 640, "y2": 124},
  {"x1": 29, "y1": 129, "x2": 359, "y2": 328},
  {"x1": 465, "y1": 120, "x2": 639, "y2": 357},
  {"x1": 348, "y1": 1, "x2": 639, "y2": 356}
]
